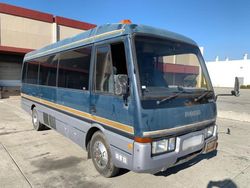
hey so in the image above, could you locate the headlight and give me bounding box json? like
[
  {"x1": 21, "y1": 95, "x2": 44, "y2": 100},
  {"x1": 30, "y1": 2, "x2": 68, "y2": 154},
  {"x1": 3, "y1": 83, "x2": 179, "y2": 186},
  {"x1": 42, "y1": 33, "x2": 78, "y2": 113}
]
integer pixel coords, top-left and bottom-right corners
[
  {"x1": 152, "y1": 137, "x2": 176, "y2": 155},
  {"x1": 205, "y1": 126, "x2": 215, "y2": 139}
]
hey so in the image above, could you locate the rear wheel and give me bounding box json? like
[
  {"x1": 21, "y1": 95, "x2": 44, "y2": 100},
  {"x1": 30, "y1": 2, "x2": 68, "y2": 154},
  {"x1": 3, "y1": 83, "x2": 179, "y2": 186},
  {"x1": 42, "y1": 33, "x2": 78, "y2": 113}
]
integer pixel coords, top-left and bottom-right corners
[
  {"x1": 90, "y1": 131, "x2": 119, "y2": 177},
  {"x1": 32, "y1": 108, "x2": 45, "y2": 131}
]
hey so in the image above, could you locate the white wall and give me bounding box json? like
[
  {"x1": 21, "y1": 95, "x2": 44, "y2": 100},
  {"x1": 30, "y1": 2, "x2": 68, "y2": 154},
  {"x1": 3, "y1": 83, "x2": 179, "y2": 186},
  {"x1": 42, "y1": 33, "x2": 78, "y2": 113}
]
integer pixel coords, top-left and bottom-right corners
[{"x1": 206, "y1": 56, "x2": 250, "y2": 87}]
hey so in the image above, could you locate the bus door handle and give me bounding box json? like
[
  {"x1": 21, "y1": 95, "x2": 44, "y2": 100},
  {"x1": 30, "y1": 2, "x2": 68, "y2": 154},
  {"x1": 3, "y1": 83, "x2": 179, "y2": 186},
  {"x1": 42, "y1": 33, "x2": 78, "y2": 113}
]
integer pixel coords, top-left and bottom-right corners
[{"x1": 90, "y1": 105, "x2": 96, "y2": 113}]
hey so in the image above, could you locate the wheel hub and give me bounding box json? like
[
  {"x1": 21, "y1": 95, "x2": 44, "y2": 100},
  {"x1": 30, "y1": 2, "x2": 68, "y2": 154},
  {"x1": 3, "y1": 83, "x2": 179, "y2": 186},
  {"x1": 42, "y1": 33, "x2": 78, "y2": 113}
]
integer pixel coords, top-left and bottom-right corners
[{"x1": 93, "y1": 141, "x2": 108, "y2": 168}]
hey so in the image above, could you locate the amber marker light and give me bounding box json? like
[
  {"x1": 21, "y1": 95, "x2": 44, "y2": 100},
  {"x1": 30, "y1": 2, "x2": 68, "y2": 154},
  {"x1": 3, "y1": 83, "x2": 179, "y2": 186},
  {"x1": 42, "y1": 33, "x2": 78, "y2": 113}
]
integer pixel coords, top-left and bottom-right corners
[
  {"x1": 120, "y1": 19, "x2": 132, "y2": 24},
  {"x1": 128, "y1": 143, "x2": 133, "y2": 150},
  {"x1": 134, "y1": 137, "x2": 152, "y2": 143}
]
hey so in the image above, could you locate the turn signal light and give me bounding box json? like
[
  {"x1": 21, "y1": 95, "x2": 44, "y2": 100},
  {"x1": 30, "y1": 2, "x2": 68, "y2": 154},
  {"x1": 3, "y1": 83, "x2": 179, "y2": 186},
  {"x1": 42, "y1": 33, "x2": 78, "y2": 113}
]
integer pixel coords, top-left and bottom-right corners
[{"x1": 134, "y1": 137, "x2": 152, "y2": 143}]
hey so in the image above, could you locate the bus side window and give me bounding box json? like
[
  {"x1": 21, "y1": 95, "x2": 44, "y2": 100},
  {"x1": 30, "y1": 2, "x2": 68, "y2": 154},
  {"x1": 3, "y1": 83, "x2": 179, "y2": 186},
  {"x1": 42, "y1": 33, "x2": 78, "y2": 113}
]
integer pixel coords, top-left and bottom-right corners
[
  {"x1": 95, "y1": 42, "x2": 128, "y2": 94},
  {"x1": 111, "y1": 42, "x2": 128, "y2": 76},
  {"x1": 38, "y1": 55, "x2": 58, "y2": 86},
  {"x1": 95, "y1": 46, "x2": 114, "y2": 93},
  {"x1": 111, "y1": 42, "x2": 128, "y2": 96},
  {"x1": 58, "y1": 46, "x2": 91, "y2": 90},
  {"x1": 26, "y1": 61, "x2": 39, "y2": 84}
]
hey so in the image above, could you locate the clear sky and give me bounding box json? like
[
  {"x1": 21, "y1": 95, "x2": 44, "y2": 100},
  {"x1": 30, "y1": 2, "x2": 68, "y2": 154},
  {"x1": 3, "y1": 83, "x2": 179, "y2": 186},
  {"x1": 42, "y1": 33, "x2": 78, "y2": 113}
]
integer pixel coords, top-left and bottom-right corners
[{"x1": 1, "y1": 0, "x2": 250, "y2": 61}]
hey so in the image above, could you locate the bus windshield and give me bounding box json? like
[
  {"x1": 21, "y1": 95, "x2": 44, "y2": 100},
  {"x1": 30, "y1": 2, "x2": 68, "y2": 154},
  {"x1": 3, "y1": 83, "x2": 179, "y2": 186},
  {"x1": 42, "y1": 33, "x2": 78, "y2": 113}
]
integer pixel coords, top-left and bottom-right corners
[{"x1": 134, "y1": 35, "x2": 212, "y2": 99}]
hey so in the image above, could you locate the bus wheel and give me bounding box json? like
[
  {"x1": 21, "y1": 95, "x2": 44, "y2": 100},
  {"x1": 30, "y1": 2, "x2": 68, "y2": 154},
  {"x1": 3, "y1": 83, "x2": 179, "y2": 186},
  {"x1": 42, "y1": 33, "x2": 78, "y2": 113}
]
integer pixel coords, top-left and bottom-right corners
[
  {"x1": 90, "y1": 131, "x2": 119, "y2": 177},
  {"x1": 32, "y1": 108, "x2": 45, "y2": 131}
]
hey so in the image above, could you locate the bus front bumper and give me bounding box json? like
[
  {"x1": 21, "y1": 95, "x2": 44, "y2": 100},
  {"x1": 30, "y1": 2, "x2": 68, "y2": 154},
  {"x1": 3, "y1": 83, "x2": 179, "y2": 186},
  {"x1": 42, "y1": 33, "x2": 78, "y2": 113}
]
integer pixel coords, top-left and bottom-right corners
[{"x1": 132, "y1": 130, "x2": 218, "y2": 174}]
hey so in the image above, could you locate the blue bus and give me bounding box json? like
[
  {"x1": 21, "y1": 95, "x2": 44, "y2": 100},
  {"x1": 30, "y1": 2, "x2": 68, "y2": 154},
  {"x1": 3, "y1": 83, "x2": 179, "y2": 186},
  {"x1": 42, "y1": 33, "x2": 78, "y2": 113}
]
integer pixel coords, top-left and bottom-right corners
[{"x1": 21, "y1": 21, "x2": 239, "y2": 177}]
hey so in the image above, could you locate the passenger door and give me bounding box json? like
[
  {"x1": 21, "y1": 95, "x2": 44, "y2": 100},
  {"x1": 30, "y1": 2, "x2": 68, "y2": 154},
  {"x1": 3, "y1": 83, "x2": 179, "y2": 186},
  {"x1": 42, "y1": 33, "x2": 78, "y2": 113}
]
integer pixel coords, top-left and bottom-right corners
[{"x1": 90, "y1": 42, "x2": 133, "y2": 136}]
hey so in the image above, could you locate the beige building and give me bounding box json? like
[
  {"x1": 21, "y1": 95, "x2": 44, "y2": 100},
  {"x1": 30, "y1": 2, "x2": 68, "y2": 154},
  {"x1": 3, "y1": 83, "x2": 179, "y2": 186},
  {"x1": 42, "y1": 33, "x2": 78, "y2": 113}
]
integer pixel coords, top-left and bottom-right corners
[{"x1": 0, "y1": 3, "x2": 96, "y2": 98}]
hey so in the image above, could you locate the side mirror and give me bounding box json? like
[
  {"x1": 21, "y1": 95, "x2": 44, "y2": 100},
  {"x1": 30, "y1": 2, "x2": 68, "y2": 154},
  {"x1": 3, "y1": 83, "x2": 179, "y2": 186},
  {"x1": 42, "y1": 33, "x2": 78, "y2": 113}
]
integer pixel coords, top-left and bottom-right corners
[
  {"x1": 215, "y1": 77, "x2": 240, "y2": 100},
  {"x1": 231, "y1": 77, "x2": 240, "y2": 97},
  {"x1": 114, "y1": 74, "x2": 128, "y2": 96}
]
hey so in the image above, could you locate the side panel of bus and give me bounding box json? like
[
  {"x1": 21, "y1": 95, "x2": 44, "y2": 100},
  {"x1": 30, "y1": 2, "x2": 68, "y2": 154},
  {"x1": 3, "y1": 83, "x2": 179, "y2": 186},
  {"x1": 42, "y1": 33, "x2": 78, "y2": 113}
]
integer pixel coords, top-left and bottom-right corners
[
  {"x1": 21, "y1": 36, "x2": 136, "y2": 170},
  {"x1": 21, "y1": 45, "x2": 94, "y2": 148}
]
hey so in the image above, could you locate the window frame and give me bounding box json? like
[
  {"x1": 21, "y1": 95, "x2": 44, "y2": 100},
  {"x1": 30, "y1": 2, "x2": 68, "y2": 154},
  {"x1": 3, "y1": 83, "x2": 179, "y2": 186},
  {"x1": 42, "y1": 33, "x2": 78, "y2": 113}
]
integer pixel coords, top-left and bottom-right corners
[
  {"x1": 93, "y1": 44, "x2": 114, "y2": 95},
  {"x1": 25, "y1": 61, "x2": 40, "y2": 85},
  {"x1": 131, "y1": 33, "x2": 213, "y2": 99},
  {"x1": 57, "y1": 45, "x2": 92, "y2": 91},
  {"x1": 23, "y1": 45, "x2": 93, "y2": 90},
  {"x1": 93, "y1": 39, "x2": 129, "y2": 97}
]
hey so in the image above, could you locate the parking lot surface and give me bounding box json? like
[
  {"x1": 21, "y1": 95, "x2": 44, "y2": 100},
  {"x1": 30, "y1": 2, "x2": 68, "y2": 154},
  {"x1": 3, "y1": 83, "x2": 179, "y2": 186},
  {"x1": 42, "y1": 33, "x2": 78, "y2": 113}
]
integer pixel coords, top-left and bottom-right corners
[
  {"x1": 215, "y1": 88, "x2": 250, "y2": 122},
  {"x1": 0, "y1": 96, "x2": 250, "y2": 188}
]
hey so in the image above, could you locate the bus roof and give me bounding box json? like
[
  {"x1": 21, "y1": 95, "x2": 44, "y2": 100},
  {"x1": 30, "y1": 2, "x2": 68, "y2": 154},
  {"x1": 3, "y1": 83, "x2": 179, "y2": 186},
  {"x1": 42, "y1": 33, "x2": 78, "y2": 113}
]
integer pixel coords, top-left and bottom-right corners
[{"x1": 24, "y1": 23, "x2": 197, "y2": 61}]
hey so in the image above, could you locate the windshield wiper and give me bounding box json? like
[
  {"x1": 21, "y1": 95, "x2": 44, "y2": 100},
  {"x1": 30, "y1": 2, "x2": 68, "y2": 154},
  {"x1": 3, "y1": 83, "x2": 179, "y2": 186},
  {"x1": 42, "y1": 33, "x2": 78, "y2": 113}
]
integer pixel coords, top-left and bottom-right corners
[
  {"x1": 156, "y1": 86, "x2": 194, "y2": 105},
  {"x1": 194, "y1": 90, "x2": 214, "y2": 102},
  {"x1": 156, "y1": 91, "x2": 183, "y2": 105}
]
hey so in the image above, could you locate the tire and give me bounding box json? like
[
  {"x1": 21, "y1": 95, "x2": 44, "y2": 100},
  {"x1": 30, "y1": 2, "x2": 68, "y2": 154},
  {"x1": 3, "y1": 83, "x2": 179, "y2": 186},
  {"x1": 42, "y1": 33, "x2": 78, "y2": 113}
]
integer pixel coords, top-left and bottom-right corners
[
  {"x1": 90, "y1": 131, "x2": 119, "y2": 177},
  {"x1": 32, "y1": 108, "x2": 45, "y2": 131}
]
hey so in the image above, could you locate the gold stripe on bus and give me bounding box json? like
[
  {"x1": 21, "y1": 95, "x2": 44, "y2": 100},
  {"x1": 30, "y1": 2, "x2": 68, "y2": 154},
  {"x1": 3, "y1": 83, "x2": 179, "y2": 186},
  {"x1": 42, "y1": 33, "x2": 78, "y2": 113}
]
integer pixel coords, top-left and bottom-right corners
[
  {"x1": 21, "y1": 93, "x2": 134, "y2": 134},
  {"x1": 92, "y1": 115, "x2": 133, "y2": 134},
  {"x1": 26, "y1": 29, "x2": 125, "y2": 60}
]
